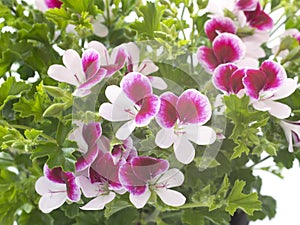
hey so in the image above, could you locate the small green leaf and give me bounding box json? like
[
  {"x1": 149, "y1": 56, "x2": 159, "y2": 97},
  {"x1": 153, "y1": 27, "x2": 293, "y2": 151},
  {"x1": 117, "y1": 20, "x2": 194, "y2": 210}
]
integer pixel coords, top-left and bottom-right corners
[{"x1": 225, "y1": 180, "x2": 261, "y2": 216}]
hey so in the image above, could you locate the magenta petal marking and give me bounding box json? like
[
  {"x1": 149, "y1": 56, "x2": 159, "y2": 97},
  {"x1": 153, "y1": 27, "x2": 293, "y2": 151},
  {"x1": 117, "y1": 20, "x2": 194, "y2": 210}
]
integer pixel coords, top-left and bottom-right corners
[
  {"x1": 131, "y1": 156, "x2": 169, "y2": 182},
  {"x1": 44, "y1": 165, "x2": 65, "y2": 184},
  {"x1": 121, "y1": 72, "x2": 152, "y2": 103},
  {"x1": 78, "y1": 68, "x2": 106, "y2": 90},
  {"x1": 75, "y1": 144, "x2": 99, "y2": 172},
  {"x1": 45, "y1": 0, "x2": 62, "y2": 8},
  {"x1": 213, "y1": 33, "x2": 245, "y2": 64},
  {"x1": 197, "y1": 46, "x2": 219, "y2": 72},
  {"x1": 91, "y1": 153, "x2": 123, "y2": 189},
  {"x1": 236, "y1": 0, "x2": 258, "y2": 11},
  {"x1": 156, "y1": 92, "x2": 178, "y2": 128},
  {"x1": 244, "y1": 3, "x2": 274, "y2": 31},
  {"x1": 104, "y1": 47, "x2": 127, "y2": 77},
  {"x1": 243, "y1": 69, "x2": 266, "y2": 99},
  {"x1": 213, "y1": 63, "x2": 239, "y2": 94},
  {"x1": 135, "y1": 94, "x2": 160, "y2": 126},
  {"x1": 204, "y1": 17, "x2": 237, "y2": 42},
  {"x1": 231, "y1": 68, "x2": 246, "y2": 94},
  {"x1": 259, "y1": 60, "x2": 286, "y2": 92},
  {"x1": 82, "y1": 49, "x2": 101, "y2": 79},
  {"x1": 176, "y1": 89, "x2": 212, "y2": 125},
  {"x1": 82, "y1": 122, "x2": 102, "y2": 147},
  {"x1": 63, "y1": 172, "x2": 81, "y2": 201},
  {"x1": 119, "y1": 162, "x2": 148, "y2": 195}
]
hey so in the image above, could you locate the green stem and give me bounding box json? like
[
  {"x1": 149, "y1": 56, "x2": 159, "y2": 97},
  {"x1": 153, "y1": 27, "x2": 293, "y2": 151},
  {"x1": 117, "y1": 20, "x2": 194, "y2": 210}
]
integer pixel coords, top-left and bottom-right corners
[
  {"x1": 179, "y1": 202, "x2": 208, "y2": 209},
  {"x1": 249, "y1": 156, "x2": 271, "y2": 169}
]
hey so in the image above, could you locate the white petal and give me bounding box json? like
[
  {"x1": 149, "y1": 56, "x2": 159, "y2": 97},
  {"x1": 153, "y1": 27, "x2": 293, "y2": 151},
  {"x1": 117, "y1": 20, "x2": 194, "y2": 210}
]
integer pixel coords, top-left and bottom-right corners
[
  {"x1": 47, "y1": 65, "x2": 79, "y2": 86},
  {"x1": 155, "y1": 189, "x2": 186, "y2": 207},
  {"x1": 62, "y1": 49, "x2": 85, "y2": 82},
  {"x1": 92, "y1": 22, "x2": 109, "y2": 37},
  {"x1": 155, "y1": 128, "x2": 176, "y2": 148},
  {"x1": 280, "y1": 121, "x2": 294, "y2": 152},
  {"x1": 87, "y1": 41, "x2": 109, "y2": 65},
  {"x1": 253, "y1": 100, "x2": 271, "y2": 111},
  {"x1": 99, "y1": 103, "x2": 132, "y2": 122},
  {"x1": 138, "y1": 59, "x2": 159, "y2": 75},
  {"x1": 156, "y1": 168, "x2": 184, "y2": 188},
  {"x1": 76, "y1": 176, "x2": 98, "y2": 198},
  {"x1": 35, "y1": 177, "x2": 66, "y2": 195},
  {"x1": 129, "y1": 189, "x2": 151, "y2": 209},
  {"x1": 116, "y1": 120, "x2": 136, "y2": 140},
  {"x1": 272, "y1": 78, "x2": 298, "y2": 100},
  {"x1": 39, "y1": 192, "x2": 67, "y2": 213},
  {"x1": 105, "y1": 85, "x2": 134, "y2": 108},
  {"x1": 174, "y1": 137, "x2": 195, "y2": 164},
  {"x1": 80, "y1": 192, "x2": 116, "y2": 210},
  {"x1": 148, "y1": 76, "x2": 168, "y2": 90},
  {"x1": 266, "y1": 100, "x2": 292, "y2": 119},
  {"x1": 184, "y1": 125, "x2": 216, "y2": 145}
]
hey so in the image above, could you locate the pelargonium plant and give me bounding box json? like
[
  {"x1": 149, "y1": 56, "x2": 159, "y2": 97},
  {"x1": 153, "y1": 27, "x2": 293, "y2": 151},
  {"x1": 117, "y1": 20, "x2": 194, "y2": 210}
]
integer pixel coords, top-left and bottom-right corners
[{"x1": 0, "y1": 0, "x2": 300, "y2": 224}]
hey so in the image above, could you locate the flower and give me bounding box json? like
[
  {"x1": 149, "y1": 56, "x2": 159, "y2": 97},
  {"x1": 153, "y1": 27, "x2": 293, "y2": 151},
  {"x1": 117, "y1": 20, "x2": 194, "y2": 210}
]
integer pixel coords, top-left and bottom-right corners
[
  {"x1": 243, "y1": 60, "x2": 298, "y2": 119},
  {"x1": 99, "y1": 72, "x2": 160, "y2": 140},
  {"x1": 76, "y1": 152, "x2": 124, "y2": 210},
  {"x1": 35, "y1": 165, "x2": 81, "y2": 213},
  {"x1": 87, "y1": 41, "x2": 128, "y2": 77},
  {"x1": 236, "y1": 0, "x2": 259, "y2": 11},
  {"x1": 119, "y1": 156, "x2": 185, "y2": 208},
  {"x1": 48, "y1": 49, "x2": 107, "y2": 97},
  {"x1": 69, "y1": 121, "x2": 102, "y2": 172},
  {"x1": 204, "y1": 17, "x2": 237, "y2": 42},
  {"x1": 124, "y1": 42, "x2": 167, "y2": 90},
  {"x1": 155, "y1": 89, "x2": 216, "y2": 164},
  {"x1": 35, "y1": 0, "x2": 62, "y2": 12},
  {"x1": 280, "y1": 120, "x2": 300, "y2": 152},
  {"x1": 213, "y1": 63, "x2": 246, "y2": 95},
  {"x1": 197, "y1": 33, "x2": 246, "y2": 73}
]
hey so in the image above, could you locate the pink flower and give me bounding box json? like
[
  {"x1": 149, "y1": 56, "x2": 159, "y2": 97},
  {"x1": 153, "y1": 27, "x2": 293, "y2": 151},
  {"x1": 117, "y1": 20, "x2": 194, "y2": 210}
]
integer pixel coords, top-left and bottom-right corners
[
  {"x1": 35, "y1": 0, "x2": 62, "y2": 12},
  {"x1": 204, "y1": 17, "x2": 237, "y2": 42},
  {"x1": 119, "y1": 156, "x2": 185, "y2": 208},
  {"x1": 99, "y1": 72, "x2": 160, "y2": 140},
  {"x1": 155, "y1": 89, "x2": 216, "y2": 164},
  {"x1": 48, "y1": 49, "x2": 107, "y2": 97},
  {"x1": 236, "y1": 0, "x2": 259, "y2": 11},
  {"x1": 35, "y1": 165, "x2": 81, "y2": 213},
  {"x1": 124, "y1": 42, "x2": 167, "y2": 90},
  {"x1": 280, "y1": 120, "x2": 300, "y2": 152},
  {"x1": 197, "y1": 33, "x2": 246, "y2": 73},
  {"x1": 243, "y1": 60, "x2": 298, "y2": 119}
]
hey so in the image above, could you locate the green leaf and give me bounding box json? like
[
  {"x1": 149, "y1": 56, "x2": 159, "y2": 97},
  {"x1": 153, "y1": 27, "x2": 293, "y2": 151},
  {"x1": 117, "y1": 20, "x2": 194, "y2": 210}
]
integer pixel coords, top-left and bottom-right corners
[
  {"x1": 0, "y1": 77, "x2": 30, "y2": 111},
  {"x1": 231, "y1": 140, "x2": 250, "y2": 159},
  {"x1": 105, "y1": 207, "x2": 138, "y2": 225},
  {"x1": 63, "y1": 0, "x2": 95, "y2": 14},
  {"x1": 104, "y1": 200, "x2": 132, "y2": 219},
  {"x1": 45, "y1": 7, "x2": 69, "y2": 28},
  {"x1": 31, "y1": 142, "x2": 76, "y2": 172},
  {"x1": 181, "y1": 209, "x2": 205, "y2": 225},
  {"x1": 74, "y1": 211, "x2": 105, "y2": 225},
  {"x1": 18, "y1": 209, "x2": 54, "y2": 225},
  {"x1": 18, "y1": 23, "x2": 50, "y2": 43},
  {"x1": 225, "y1": 180, "x2": 261, "y2": 216}
]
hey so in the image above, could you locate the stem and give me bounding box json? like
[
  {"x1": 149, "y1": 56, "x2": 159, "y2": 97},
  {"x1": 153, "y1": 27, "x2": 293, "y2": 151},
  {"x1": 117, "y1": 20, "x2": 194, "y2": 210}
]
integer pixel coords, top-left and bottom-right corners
[
  {"x1": 105, "y1": 0, "x2": 111, "y2": 28},
  {"x1": 179, "y1": 202, "x2": 208, "y2": 209},
  {"x1": 179, "y1": 6, "x2": 187, "y2": 40},
  {"x1": 249, "y1": 156, "x2": 271, "y2": 169}
]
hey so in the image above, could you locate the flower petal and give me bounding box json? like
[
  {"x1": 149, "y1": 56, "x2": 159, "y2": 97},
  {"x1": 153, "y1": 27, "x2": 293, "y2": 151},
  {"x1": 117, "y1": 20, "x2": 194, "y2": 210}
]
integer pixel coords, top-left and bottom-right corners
[
  {"x1": 38, "y1": 192, "x2": 67, "y2": 213},
  {"x1": 155, "y1": 189, "x2": 186, "y2": 207},
  {"x1": 62, "y1": 49, "x2": 85, "y2": 83},
  {"x1": 204, "y1": 17, "x2": 237, "y2": 42},
  {"x1": 129, "y1": 189, "x2": 151, "y2": 209},
  {"x1": 244, "y1": 4, "x2": 274, "y2": 31},
  {"x1": 77, "y1": 68, "x2": 106, "y2": 90},
  {"x1": 119, "y1": 162, "x2": 148, "y2": 195},
  {"x1": 176, "y1": 89, "x2": 212, "y2": 125},
  {"x1": 76, "y1": 144, "x2": 99, "y2": 172},
  {"x1": 213, "y1": 63, "x2": 239, "y2": 94},
  {"x1": 125, "y1": 42, "x2": 140, "y2": 72},
  {"x1": 87, "y1": 41, "x2": 110, "y2": 65},
  {"x1": 35, "y1": 176, "x2": 66, "y2": 196},
  {"x1": 236, "y1": 0, "x2": 258, "y2": 11},
  {"x1": 64, "y1": 172, "x2": 81, "y2": 201},
  {"x1": 135, "y1": 95, "x2": 160, "y2": 126},
  {"x1": 184, "y1": 125, "x2": 216, "y2": 145},
  {"x1": 156, "y1": 92, "x2": 178, "y2": 128},
  {"x1": 92, "y1": 21, "x2": 109, "y2": 37},
  {"x1": 80, "y1": 192, "x2": 116, "y2": 210},
  {"x1": 174, "y1": 137, "x2": 195, "y2": 164},
  {"x1": 131, "y1": 156, "x2": 169, "y2": 182},
  {"x1": 82, "y1": 122, "x2": 102, "y2": 146},
  {"x1": 156, "y1": 168, "x2": 184, "y2": 188},
  {"x1": 116, "y1": 120, "x2": 136, "y2": 140},
  {"x1": 45, "y1": 0, "x2": 62, "y2": 8},
  {"x1": 197, "y1": 46, "x2": 219, "y2": 72},
  {"x1": 213, "y1": 33, "x2": 245, "y2": 65},
  {"x1": 272, "y1": 77, "x2": 298, "y2": 100},
  {"x1": 155, "y1": 128, "x2": 176, "y2": 148},
  {"x1": 76, "y1": 176, "x2": 99, "y2": 198},
  {"x1": 104, "y1": 46, "x2": 127, "y2": 77},
  {"x1": 47, "y1": 65, "x2": 79, "y2": 86},
  {"x1": 260, "y1": 60, "x2": 286, "y2": 92},
  {"x1": 121, "y1": 72, "x2": 152, "y2": 103},
  {"x1": 82, "y1": 49, "x2": 101, "y2": 79},
  {"x1": 148, "y1": 76, "x2": 168, "y2": 90},
  {"x1": 264, "y1": 100, "x2": 291, "y2": 119},
  {"x1": 243, "y1": 69, "x2": 266, "y2": 99},
  {"x1": 138, "y1": 59, "x2": 159, "y2": 75},
  {"x1": 99, "y1": 103, "x2": 133, "y2": 122},
  {"x1": 44, "y1": 165, "x2": 65, "y2": 184}
]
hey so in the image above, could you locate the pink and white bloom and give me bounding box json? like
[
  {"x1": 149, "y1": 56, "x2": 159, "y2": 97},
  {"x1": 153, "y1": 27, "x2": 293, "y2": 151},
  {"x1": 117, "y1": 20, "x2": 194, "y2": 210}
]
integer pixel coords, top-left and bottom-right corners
[
  {"x1": 197, "y1": 33, "x2": 246, "y2": 73},
  {"x1": 119, "y1": 156, "x2": 185, "y2": 208},
  {"x1": 213, "y1": 63, "x2": 246, "y2": 95},
  {"x1": 76, "y1": 152, "x2": 124, "y2": 210},
  {"x1": 35, "y1": 165, "x2": 81, "y2": 213},
  {"x1": 243, "y1": 60, "x2": 298, "y2": 119},
  {"x1": 99, "y1": 72, "x2": 160, "y2": 140},
  {"x1": 204, "y1": 17, "x2": 237, "y2": 42},
  {"x1": 48, "y1": 49, "x2": 107, "y2": 97},
  {"x1": 236, "y1": 0, "x2": 259, "y2": 11},
  {"x1": 125, "y1": 42, "x2": 167, "y2": 90},
  {"x1": 280, "y1": 120, "x2": 300, "y2": 152},
  {"x1": 35, "y1": 0, "x2": 62, "y2": 12},
  {"x1": 69, "y1": 122, "x2": 102, "y2": 172},
  {"x1": 87, "y1": 41, "x2": 127, "y2": 77},
  {"x1": 155, "y1": 89, "x2": 216, "y2": 164}
]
